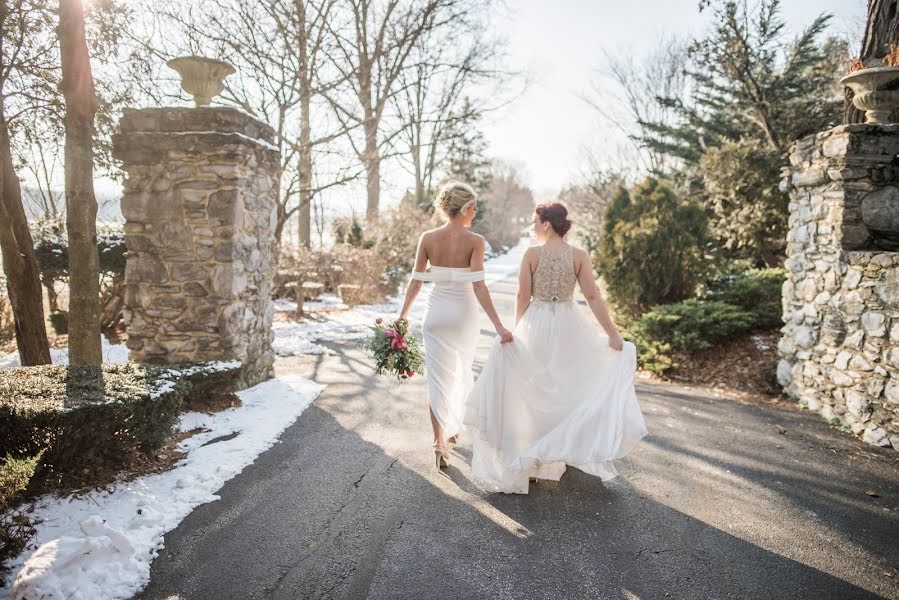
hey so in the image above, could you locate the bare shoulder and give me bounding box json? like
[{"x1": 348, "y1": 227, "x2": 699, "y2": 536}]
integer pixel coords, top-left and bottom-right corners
[
  {"x1": 522, "y1": 245, "x2": 540, "y2": 260},
  {"x1": 418, "y1": 227, "x2": 441, "y2": 245},
  {"x1": 466, "y1": 230, "x2": 485, "y2": 244},
  {"x1": 465, "y1": 231, "x2": 486, "y2": 251},
  {"x1": 520, "y1": 245, "x2": 540, "y2": 270}
]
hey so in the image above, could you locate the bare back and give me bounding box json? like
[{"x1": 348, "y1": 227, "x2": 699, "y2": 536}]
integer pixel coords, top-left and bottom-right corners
[{"x1": 420, "y1": 226, "x2": 483, "y2": 269}]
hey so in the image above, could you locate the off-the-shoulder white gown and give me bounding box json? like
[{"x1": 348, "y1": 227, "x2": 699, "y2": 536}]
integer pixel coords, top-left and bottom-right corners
[
  {"x1": 412, "y1": 266, "x2": 485, "y2": 440},
  {"x1": 464, "y1": 244, "x2": 647, "y2": 494}
]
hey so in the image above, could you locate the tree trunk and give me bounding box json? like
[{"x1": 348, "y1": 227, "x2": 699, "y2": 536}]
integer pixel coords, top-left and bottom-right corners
[
  {"x1": 298, "y1": 95, "x2": 313, "y2": 247},
  {"x1": 364, "y1": 116, "x2": 380, "y2": 220},
  {"x1": 0, "y1": 109, "x2": 51, "y2": 366},
  {"x1": 845, "y1": 0, "x2": 899, "y2": 124},
  {"x1": 413, "y1": 142, "x2": 427, "y2": 208},
  {"x1": 274, "y1": 201, "x2": 288, "y2": 246},
  {"x1": 59, "y1": 0, "x2": 102, "y2": 365},
  {"x1": 297, "y1": 2, "x2": 313, "y2": 247}
]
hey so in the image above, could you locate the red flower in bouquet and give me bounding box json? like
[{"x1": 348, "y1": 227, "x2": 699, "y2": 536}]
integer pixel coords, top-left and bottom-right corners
[
  {"x1": 360, "y1": 318, "x2": 425, "y2": 381},
  {"x1": 386, "y1": 328, "x2": 408, "y2": 351}
]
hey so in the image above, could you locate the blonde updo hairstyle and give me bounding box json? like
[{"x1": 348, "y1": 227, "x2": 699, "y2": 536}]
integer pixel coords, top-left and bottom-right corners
[{"x1": 435, "y1": 180, "x2": 476, "y2": 219}]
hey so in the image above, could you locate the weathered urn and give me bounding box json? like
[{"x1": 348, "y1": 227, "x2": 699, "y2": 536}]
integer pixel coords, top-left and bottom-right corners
[
  {"x1": 166, "y1": 56, "x2": 235, "y2": 107},
  {"x1": 840, "y1": 66, "x2": 899, "y2": 124}
]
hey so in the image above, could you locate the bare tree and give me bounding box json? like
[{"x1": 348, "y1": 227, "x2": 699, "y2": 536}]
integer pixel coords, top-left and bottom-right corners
[
  {"x1": 559, "y1": 169, "x2": 630, "y2": 263},
  {"x1": 473, "y1": 160, "x2": 534, "y2": 250},
  {"x1": 582, "y1": 37, "x2": 690, "y2": 174},
  {"x1": 135, "y1": 0, "x2": 358, "y2": 247},
  {"x1": 0, "y1": 0, "x2": 54, "y2": 365},
  {"x1": 324, "y1": 0, "x2": 469, "y2": 219},
  {"x1": 23, "y1": 125, "x2": 64, "y2": 219},
  {"x1": 391, "y1": 3, "x2": 505, "y2": 208},
  {"x1": 58, "y1": 0, "x2": 101, "y2": 364},
  {"x1": 845, "y1": 0, "x2": 899, "y2": 123}
]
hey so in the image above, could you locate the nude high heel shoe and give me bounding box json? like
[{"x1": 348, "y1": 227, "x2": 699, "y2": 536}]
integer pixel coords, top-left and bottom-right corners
[{"x1": 433, "y1": 443, "x2": 449, "y2": 468}]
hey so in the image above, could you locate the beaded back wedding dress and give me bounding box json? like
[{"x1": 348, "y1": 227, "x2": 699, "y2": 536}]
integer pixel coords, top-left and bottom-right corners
[{"x1": 464, "y1": 243, "x2": 648, "y2": 494}]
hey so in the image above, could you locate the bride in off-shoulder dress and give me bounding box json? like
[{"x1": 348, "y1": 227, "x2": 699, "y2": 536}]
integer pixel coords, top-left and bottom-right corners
[{"x1": 399, "y1": 181, "x2": 513, "y2": 469}]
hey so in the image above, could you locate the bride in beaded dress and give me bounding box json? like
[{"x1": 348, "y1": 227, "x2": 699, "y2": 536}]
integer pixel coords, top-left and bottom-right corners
[{"x1": 464, "y1": 202, "x2": 647, "y2": 494}]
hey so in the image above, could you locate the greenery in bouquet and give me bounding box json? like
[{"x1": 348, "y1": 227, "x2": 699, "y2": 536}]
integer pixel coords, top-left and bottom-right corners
[{"x1": 361, "y1": 318, "x2": 425, "y2": 381}]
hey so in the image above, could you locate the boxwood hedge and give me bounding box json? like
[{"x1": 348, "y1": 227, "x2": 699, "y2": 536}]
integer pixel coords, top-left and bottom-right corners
[{"x1": 0, "y1": 360, "x2": 242, "y2": 483}]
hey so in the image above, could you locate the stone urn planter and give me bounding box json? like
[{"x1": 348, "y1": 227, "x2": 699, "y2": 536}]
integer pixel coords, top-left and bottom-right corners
[
  {"x1": 166, "y1": 56, "x2": 235, "y2": 107},
  {"x1": 840, "y1": 66, "x2": 899, "y2": 124}
]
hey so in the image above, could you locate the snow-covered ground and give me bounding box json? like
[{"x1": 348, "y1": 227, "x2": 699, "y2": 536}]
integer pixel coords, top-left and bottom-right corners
[
  {"x1": 0, "y1": 335, "x2": 128, "y2": 368},
  {"x1": 2, "y1": 375, "x2": 324, "y2": 600}
]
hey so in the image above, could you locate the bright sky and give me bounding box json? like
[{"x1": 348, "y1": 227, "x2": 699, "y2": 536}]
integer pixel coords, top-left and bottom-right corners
[{"x1": 480, "y1": 0, "x2": 867, "y2": 199}]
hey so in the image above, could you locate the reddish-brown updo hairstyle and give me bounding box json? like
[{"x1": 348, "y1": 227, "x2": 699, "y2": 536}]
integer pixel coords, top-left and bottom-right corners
[{"x1": 535, "y1": 202, "x2": 572, "y2": 237}]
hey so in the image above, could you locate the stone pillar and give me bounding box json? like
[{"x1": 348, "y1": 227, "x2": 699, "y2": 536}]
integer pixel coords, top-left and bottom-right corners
[
  {"x1": 779, "y1": 123, "x2": 899, "y2": 451},
  {"x1": 112, "y1": 107, "x2": 280, "y2": 386}
]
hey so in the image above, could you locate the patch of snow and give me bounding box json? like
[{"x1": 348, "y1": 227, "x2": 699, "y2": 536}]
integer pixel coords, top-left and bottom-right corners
[
  {"x1": 273, "y1": 293, "x2": 348, "y2": 315},
  {"x1": 273, "y1": 297, "x2": 297, "y2": 313},
  {"x1": 1, "y1": 336, "x2": 129, "y2": 369},
  {"x1": 2, "y1": 374, "x2": 325, "y2": 600},
  {"x1": 272, "y1": 324, "x2": 334, "y2": 356},
  {"x1": 159, "y1": 359, "x2": 243, "y2": 378}
]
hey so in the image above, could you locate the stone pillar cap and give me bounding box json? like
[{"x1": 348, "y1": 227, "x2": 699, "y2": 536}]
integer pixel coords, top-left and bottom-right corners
[
  {"x1": 113, "y1": 107, "x2": 280, "y2": 165},
  {"x1": 119, "y1": 106, "x2": 276, "y2": 146}
]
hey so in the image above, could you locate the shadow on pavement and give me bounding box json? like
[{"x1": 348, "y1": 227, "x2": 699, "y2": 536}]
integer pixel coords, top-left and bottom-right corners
[{"x1": 137, "y1": 345, "x2": 896, "y2": 599}]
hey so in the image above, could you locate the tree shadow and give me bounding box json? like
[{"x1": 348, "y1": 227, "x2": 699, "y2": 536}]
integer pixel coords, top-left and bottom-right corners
[{"x1": 639, "y1": 382, "x2": 899, "y2": 578}]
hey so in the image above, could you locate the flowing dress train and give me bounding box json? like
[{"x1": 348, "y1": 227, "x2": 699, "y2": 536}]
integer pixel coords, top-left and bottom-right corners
[{"x1": 464, "y1": 245, "x2": 647, "y2": 494}]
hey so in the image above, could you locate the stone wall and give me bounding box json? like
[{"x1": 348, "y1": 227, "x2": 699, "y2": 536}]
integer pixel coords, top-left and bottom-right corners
[
  {"x1": 778, "y1": 123, "x2": 899, "y2": 451},
  {"x1": 112, "y1": 107, "x2": 280, "y2": 386}
]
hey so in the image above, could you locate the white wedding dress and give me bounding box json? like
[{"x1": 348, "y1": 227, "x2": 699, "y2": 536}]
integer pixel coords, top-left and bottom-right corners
[
  {"x1": 413, "y1": 266, "x2": 485, "y2": 439},
  {"x1": 464, "y1": 244, "x2": 647, "y2": 494}
]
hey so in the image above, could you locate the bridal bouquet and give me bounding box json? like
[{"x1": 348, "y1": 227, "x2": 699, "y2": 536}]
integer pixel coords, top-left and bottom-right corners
[{"x1": 361, "y1": 318, "x2": 425, "y2": 381}]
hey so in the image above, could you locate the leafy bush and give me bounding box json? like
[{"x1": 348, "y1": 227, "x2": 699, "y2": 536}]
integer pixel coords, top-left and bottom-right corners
[
  {"x1": 330, "y1": 245, "x2": 389, "y2": 305},
  {"x1": 628, "y1": 299, "x2": 756, "y2": 374},
  {"x1": 33, "y1": 221, "x2": 126, "y2": 278},
  {"x1": 704, "y1": 268, "x2": 786, "y2": 330},
  {"x1": 0, "y1": 453, "x2": 42, "y2": 510},
  {"x1": 332, "y1": 215, "x2": 373, "y2": 249},
  {"x1": 0, "y1": 360, "x2": 241, "y2": 486},
  {"x1": 598, "y1": 178, "x2": 712, "y2": 321},
  {"x1": 49, "y1": 310, "x2": 69, "y2": 335},
  {"x1": 697, "y1": 139, "x2": 789, "y2": 267},
  {"x1": 32, "y1": 220, "x2": 127, "y2": 330}
]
